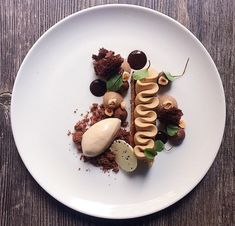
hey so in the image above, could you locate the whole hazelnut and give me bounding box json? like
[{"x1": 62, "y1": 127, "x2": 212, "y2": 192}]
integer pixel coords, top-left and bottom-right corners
[
  {"x1": 114, "y1": 107, "x2": 128, "y2": 122},
  {"x1": 118, "y1": 81, "x2": 129, "y2": 96},
  {"x1": 179, "y1": 119, "x2": 186, "y2": 128},
  {"x1": 169, "y1": 128, "x2": 185, "y2": 145}
]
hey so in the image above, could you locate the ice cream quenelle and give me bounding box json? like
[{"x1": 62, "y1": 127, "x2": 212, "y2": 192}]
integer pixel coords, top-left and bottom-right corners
[{"x1": 81, "y1": 118, "x2": 121, "y2": 157}]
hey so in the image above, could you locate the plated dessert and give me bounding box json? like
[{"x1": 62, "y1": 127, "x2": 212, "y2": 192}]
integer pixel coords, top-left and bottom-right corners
[{"x1": 72, "y1": 48, "x2": 188, "y2": 173}]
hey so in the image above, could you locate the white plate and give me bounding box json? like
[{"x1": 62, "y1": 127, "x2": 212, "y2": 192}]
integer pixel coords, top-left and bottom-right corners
[{"x1": 11, "y1": 4, "x2": 225, "y2": 219}]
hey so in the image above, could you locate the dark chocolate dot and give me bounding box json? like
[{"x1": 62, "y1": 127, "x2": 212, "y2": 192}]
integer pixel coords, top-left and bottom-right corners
[
  {"x1": 155, "y1": 131, "x2": 168, "y2": 144},
  {"x1": 127, "y1": 50, "x2": 147, "y2": 70},
  {"x1": 90, "y1": 79, "x2": 106, "y2": 97}
]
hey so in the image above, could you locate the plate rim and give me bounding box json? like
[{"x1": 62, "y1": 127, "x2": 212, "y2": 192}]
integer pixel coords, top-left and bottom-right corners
[{"x1": 11, "y1": 4, "x2": 226, "y2": 219}]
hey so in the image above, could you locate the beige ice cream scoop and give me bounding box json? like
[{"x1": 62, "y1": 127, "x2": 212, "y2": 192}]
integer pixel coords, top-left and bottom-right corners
[{"x1": 81, "y1": 118, "x2": 121, "y2": 157}]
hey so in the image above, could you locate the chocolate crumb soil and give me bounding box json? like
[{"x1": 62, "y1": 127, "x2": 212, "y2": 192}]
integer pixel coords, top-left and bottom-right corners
[
  {"x1": 81, "y1": 151, "x2": 119, "y2": 173},
  {"x1": 72, "y1": 103, "x2": 130, "y2": 173}
]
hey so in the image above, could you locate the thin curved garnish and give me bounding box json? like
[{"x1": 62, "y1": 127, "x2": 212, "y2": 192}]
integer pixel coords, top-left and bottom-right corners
[{"x1": 164, "y1": 57, "x2": 190, "y2": 81}]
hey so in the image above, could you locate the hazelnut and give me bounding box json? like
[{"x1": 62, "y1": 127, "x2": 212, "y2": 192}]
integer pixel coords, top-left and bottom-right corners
[
  {"x1": 121, "y1": 59, "x2": 131, "y2": 73},
  {"x1": 104, "y1": 108, "x2": 114, "y2": 117},
  {"x1": 158, "y1": 95, "x2": 178, "y2": 111},
  {"x1": 122, "y1": 71, "x2": 130, "y2": 81},
  {"x1": 169, "y1": 128, "x2": 185, "y2": 145},
  {"x1": 163, "y1": 100, "x2": 175, "y2": 109},
  {"x1": 114, "y1": 107, "x2": 128, "y2": 122},
  {"x1": 108, "y1": 98, "x2": 117, "y2": 109},
  {"x1": 120, "y1": 101, "x2": 126, "y2": 110},
  {"x1": 179, "y1": 119, "x2": 186, "y2": 128},
  {"x1": 103, "y1": 91, "x2": 123, "y2": 109},
  {"x1": 118, "y1": 81, "x2": 129, "y2": 96},
  {"x1": 157, "y1": 72, "x2": 169, "y2": 86}
]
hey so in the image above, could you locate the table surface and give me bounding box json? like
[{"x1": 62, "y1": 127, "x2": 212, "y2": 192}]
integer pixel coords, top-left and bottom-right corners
[{"x1": 0, "y1": 0, "x2": 234, "y2": 225}]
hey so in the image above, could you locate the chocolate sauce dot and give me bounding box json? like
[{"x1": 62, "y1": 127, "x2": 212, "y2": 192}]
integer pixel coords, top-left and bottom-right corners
[
  {"x1": 90, "y1": 79, "x2": 106, "y2": 97},
  {"x1": 127, "y1": 50, "x2": 147, "y2": 70},
  {"x1": 155, "y1": 131, "x2": 168, "y2": 144}
]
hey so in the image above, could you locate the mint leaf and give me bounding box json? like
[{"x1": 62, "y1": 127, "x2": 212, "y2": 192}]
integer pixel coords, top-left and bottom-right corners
[
  {"x1": 144, "y1": 149, "x2": 156, "y2": 160},
  {"x1": 144, "y1": 140, "x2": 164, "y2": 159},
  {"x1": 133, "y1": 69, "x2": 149, "y2": 80},
  {"x1": 154, "y1": 140, "x2": 165, "y2": 152},
  {"x1": 164, "y1": 72, "x2": 177, "y2": 82},
  {"x1": 166, "y1": 124, "x2": 179, "y2": 136},
  {"x1": 106, "y1": 74, "x2": 123, "y2": 91}
]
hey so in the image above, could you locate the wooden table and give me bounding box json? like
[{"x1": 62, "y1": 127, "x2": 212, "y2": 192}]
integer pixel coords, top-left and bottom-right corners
[{"x1": 0, "y1": 1, "x2": 234, "y2": 225}]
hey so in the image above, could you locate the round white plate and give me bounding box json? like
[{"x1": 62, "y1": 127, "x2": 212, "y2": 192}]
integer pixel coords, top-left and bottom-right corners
[{"x1": 11, "y1": 4, "x2": 225, "y2": 219}]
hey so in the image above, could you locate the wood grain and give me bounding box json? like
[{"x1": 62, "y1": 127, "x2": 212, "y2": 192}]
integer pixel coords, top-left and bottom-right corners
[{"x1": 0, "y1": 0, "x2": 234, "y2": 225}]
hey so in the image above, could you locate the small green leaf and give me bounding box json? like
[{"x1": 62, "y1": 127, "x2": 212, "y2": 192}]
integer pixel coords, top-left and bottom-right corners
[
  {"x1": 106, "y1": 74, "x2": 123, "y2": 91},
  {"x1": 166, "y1": 124, "x2": 179, "y2": 136},
  {"x1": 133, "y1": 69, "x2": 149, "y2": 80},
  {"x1": 144, "y1": 149, "x2": 156, "y2": 160},
  {"x1": 164, "y1": 72, "x2": 177, "y2": 82},
  {"x1": 154, "y1": 140, "x2": 165, "y2": 152}
]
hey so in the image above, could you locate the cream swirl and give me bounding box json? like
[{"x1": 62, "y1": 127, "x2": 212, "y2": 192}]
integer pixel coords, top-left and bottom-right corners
[{"x1": 134, "y1": 67, "x2": 159, "y2": 159}]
